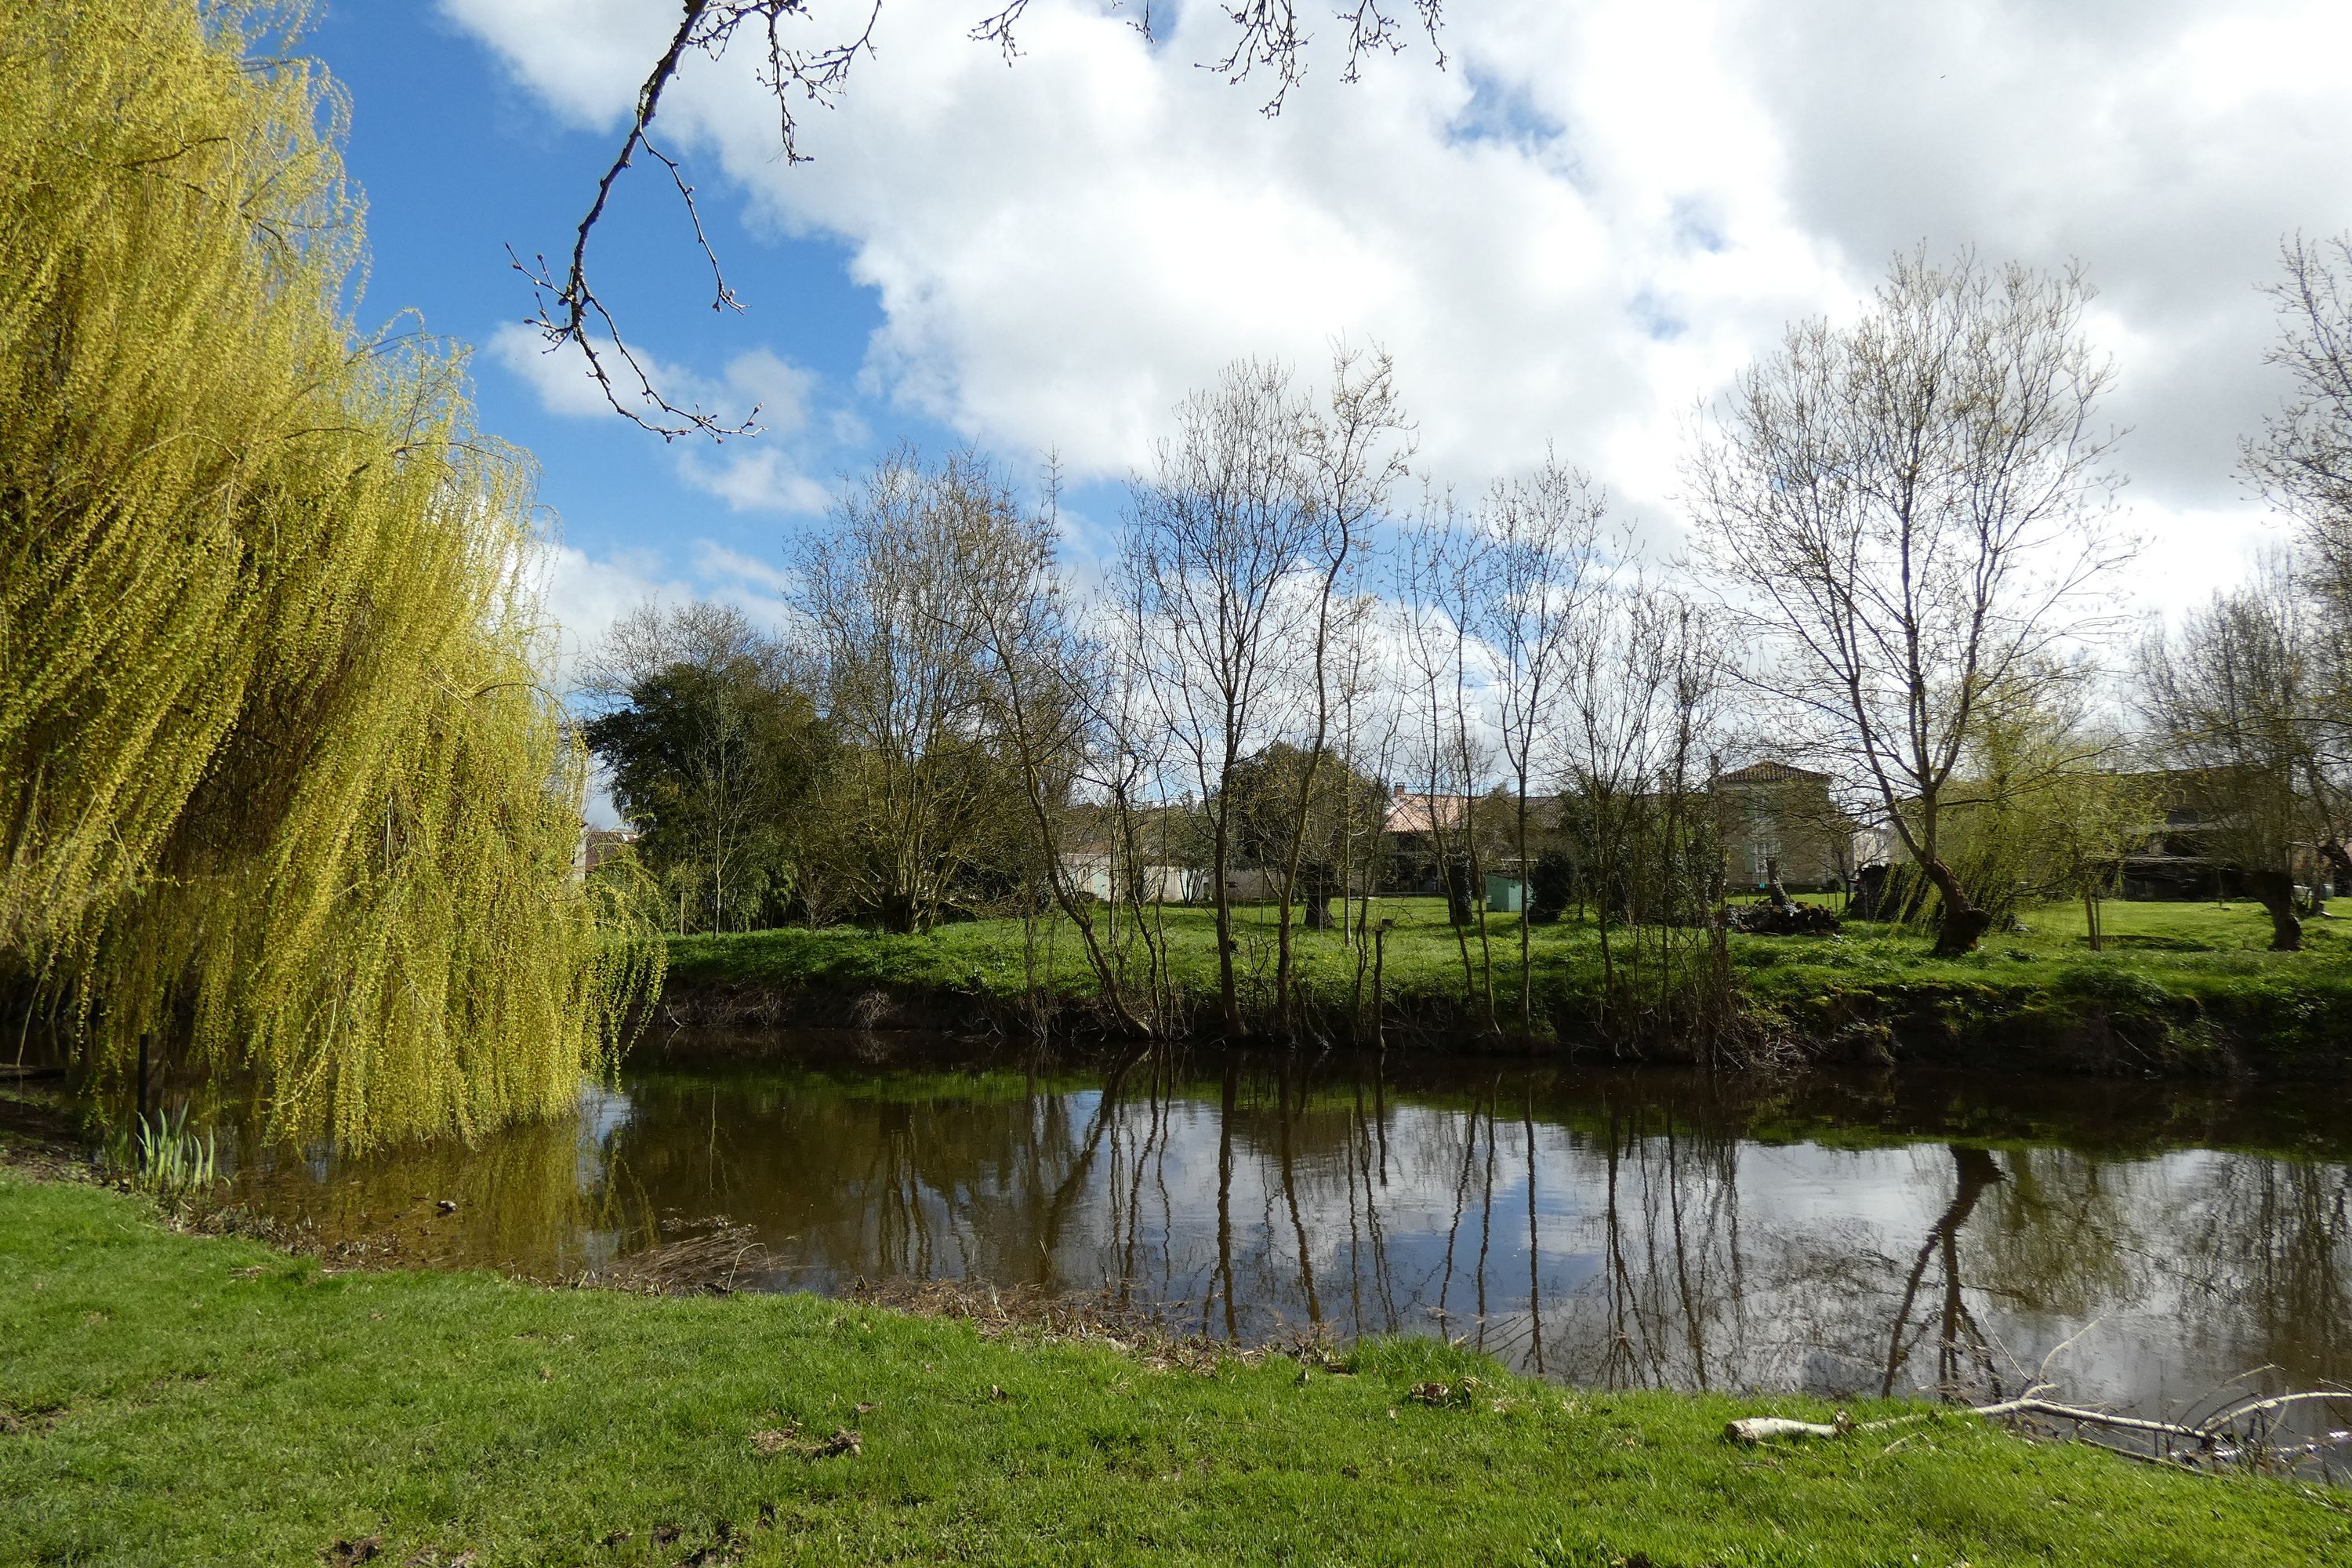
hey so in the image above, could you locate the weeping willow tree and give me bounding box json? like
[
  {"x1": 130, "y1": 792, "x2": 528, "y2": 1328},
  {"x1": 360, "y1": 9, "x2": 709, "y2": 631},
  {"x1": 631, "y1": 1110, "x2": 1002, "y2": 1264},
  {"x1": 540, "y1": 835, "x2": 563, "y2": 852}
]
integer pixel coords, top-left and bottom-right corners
[{"x1": 0, "y1": 3, "x2": 662, "y2": 1148}]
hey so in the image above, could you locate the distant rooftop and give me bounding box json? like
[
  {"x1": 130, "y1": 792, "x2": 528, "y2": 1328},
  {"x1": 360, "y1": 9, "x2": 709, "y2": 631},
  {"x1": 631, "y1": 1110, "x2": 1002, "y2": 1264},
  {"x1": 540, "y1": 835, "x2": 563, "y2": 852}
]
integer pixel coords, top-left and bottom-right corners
[{"x1": 1715, "y1": 760, "x2": 1831, "y2": 786}]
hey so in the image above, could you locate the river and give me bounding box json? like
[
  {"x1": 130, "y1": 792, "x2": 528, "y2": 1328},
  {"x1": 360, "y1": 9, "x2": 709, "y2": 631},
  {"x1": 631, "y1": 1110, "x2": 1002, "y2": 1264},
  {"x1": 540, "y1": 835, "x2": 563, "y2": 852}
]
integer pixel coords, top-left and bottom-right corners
[{"x1": 224, "y1": 1034, "x2": 2352, "y2": 1441}]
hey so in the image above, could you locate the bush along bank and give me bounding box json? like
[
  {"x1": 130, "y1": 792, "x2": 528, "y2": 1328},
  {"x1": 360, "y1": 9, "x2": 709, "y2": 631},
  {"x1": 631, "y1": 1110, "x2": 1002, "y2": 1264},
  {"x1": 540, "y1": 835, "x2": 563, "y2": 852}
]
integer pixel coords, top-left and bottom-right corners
[{"x1": 5, "y1": 1169, "x2": 2349, "y2": 1566}]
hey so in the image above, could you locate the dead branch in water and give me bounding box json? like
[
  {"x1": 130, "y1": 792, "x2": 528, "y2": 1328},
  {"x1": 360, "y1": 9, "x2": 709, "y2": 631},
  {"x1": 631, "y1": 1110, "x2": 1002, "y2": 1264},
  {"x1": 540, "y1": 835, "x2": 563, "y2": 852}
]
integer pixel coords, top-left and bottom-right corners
[{"x1": 574, "y1": 1219, "x2": 768, "y2": 1295}]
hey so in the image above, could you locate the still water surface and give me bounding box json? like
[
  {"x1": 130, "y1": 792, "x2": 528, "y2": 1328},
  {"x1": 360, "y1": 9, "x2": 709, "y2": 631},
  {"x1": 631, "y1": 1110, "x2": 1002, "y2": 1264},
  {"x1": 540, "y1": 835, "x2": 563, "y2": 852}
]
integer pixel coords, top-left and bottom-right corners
[{"x1": 230, "y1": 1036, "x2": 2352, "y2": 1425}]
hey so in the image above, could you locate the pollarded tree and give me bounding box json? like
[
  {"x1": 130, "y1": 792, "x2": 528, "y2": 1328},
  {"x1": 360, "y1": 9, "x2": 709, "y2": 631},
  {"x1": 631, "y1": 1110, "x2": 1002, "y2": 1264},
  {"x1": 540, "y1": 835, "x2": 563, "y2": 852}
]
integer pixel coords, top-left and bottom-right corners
[
  {"x1": 0, "y1": 5, "x2": 660, "y2": 1147},
  {"x1": 1688, "y1": 249, "x2": 2129, "y2": 956}
]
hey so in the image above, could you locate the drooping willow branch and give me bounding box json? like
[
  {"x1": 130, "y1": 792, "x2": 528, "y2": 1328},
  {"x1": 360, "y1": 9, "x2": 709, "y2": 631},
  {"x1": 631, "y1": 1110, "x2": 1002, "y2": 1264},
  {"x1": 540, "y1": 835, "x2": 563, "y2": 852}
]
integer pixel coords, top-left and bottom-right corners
[
  {"x1": 516, "y1": 0, "x2": 1446, "y2": 438},
  {"x1": 3, "y1": 2, "x2": 667, "y2": 1149}
]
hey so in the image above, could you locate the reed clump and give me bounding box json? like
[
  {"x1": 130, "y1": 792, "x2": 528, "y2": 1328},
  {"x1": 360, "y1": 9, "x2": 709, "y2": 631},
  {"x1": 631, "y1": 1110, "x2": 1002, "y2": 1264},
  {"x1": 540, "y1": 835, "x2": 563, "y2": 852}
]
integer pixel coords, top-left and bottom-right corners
[{"x1": 0, "y1": 2, "x2": 660, "y2": 1149}]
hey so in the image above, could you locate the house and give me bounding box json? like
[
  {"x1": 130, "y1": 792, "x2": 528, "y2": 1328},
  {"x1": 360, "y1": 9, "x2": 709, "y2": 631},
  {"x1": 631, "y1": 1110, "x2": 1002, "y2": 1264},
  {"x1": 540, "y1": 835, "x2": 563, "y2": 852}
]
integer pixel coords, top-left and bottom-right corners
[
  {"x1": 2111, "y1": 771, "x2": 2345, "y2": 901},
  {"x1": 2116, "y1": 789, "x2": 2235, "y2": 900},
  {"x1": 573, "y1": 826, "x2": 638, "y2": 879},
  {"x1": 1711, "y1": 761, "x2": 1856, "y2": 891},
  {"x1": 1056, "y1": 848, "x2": 1192, "y2": 904},
  {"x1": 1381, "y1": 789, "x2": 1472, "y2": 895}
]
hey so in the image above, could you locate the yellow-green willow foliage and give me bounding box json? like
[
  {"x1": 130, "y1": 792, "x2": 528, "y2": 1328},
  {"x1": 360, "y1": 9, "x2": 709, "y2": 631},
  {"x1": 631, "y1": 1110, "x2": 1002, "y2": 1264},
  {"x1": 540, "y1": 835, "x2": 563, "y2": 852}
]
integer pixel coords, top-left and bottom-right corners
[{"x1": 0, "y1": 4, "x2": 662, "y2": 1148}]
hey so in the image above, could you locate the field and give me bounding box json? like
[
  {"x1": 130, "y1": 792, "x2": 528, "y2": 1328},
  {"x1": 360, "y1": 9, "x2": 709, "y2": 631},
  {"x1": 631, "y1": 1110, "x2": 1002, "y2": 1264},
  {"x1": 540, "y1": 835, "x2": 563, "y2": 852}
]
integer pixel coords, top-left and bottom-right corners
[{"x1": 5, "y1": 1171, "x2": 2348, "y2": 1566}]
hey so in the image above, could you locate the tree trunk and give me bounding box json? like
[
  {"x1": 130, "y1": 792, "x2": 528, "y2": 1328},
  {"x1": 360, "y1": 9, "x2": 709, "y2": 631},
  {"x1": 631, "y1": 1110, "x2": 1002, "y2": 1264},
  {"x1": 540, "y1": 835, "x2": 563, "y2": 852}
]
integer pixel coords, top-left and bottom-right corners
[
  {"x1": 2249, "y1": 868, "x2": 2304, "y2": 952},
  {"x1": 1302, "y1": 864, "x2": 1336, "y2": 931},
  {"x1": 1211, "y1": 801, "x2": 1243, "y2": 1036},
  {"x1": 1515, "y1": 789, "x2": 1533, "y2": 1039},
  {"x1": 1443, "y1": 855, "x2": 1475, "y2": 927},
  {"x1": 1920, "y1": 856, "x2": 1991, "y2": 957}
]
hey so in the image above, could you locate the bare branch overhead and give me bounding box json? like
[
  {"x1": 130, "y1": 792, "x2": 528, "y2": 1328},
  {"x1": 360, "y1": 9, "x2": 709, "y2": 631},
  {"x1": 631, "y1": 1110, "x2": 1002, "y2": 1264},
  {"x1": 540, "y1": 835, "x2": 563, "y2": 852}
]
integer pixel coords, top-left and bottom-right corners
[{"x1": 521, "y1": 0, "x2": 1446, "y2": 437}]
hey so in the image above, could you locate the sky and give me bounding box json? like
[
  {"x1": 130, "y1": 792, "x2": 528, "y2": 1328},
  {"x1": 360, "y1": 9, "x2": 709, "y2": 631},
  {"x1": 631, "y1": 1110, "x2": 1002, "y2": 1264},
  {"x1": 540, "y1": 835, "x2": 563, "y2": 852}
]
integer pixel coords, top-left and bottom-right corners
[{"x1": 304, "y1": 0, "x2": 2352, "y2": 676}]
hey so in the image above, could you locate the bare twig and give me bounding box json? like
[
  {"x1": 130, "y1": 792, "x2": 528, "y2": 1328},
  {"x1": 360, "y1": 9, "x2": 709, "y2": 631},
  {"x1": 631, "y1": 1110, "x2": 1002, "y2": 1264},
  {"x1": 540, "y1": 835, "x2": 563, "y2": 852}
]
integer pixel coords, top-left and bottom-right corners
[{"x1": 539, "y1": 1, "x2": 1446, "y2": 433}]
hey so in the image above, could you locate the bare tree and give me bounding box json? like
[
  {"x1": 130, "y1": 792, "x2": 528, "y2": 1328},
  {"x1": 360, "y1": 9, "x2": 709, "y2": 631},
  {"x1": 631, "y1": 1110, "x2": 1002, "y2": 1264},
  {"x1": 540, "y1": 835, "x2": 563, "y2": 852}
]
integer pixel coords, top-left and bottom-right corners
[
  {"x1": 1328, "y1": 590, "x2": 1409, "y2": 1022},
  {"x1": 1688, "y1": 249, "x2": 2129, "y2": 956},
  {"x1": 2242, "y1": 231, "x2": 2352, "y2": 837},
  {"x1": 580, "y1": 598, "x2": 782, "y2": 703},
  {"x1": 1266, "y1": 347, "x2": 1412, "y2": 1028},
  {"x1": 1399, "y1": 494, "x2": 1498, "y2": 1025},
  {"x1": 1473, "y1": 454, "x2": 1610, "y2": 1036},
  {"x1": 2245, "y1": 233, "x2": 2352, "y2": 603},
  {"x1": 524, "y1": 1, "x2": 1446, "y2": 436},
  {"x1": 1091, "y1": 573, "x2": 1187, "y2": 1023},
  {"x1": 938, "y1": 463, "x2": 1160, "y2": 1035},
  {"x1": 1124, "y1": 360, "x2": 1323, "y2": 1036},
  {"x1": 1560, "y1": 572, "x2": 1694, "y2": 1017}
]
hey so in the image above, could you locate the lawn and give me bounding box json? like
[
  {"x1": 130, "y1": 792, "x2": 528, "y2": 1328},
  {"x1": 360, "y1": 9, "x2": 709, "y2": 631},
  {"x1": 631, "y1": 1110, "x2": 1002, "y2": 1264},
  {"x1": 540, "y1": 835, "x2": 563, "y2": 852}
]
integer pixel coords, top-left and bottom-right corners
[
  {"x1": 665, "y1": 895, "x2": 2352, "y2": 1066},
  {"x1": 5, "y1": 1171, "x2": 2348, "y2": 1566}
]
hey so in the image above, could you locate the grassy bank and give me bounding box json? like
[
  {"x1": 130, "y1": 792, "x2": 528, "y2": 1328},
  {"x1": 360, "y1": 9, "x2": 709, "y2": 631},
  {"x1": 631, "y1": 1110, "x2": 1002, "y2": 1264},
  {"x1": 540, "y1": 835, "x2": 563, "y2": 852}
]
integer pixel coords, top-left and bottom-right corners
[
  {"x1": 5, "y1": 1172, "x2": 2347, "y2": 1566},
  {"x1": 663, "y1": 898, "x2": 2352, "y2": 1071}
]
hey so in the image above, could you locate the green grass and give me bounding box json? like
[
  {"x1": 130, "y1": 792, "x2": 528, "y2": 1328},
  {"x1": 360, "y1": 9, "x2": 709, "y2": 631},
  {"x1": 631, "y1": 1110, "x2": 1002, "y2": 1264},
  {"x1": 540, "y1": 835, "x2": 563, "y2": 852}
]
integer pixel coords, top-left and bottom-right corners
[
  {"x1": 1724, "y1": 900, "x2": 2352, "y2": 1069},
  {"x1": 667, "y1": 897, "x2": 2352, "y2": 1065},
  {"x1": 668, "y1": 897, "x2": 1502, "y2": 1004},
  {"x1": 5, "y1": 1173, "x2": 2347, "y2": 1566}
]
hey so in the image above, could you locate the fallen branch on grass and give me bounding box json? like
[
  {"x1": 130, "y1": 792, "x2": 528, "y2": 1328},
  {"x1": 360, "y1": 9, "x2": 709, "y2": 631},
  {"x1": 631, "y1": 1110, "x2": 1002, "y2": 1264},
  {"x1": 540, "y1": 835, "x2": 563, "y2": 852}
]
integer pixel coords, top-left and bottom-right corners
[{"x1": 1726, "y1": 1383, "x2": 2352, "y2": 1468}]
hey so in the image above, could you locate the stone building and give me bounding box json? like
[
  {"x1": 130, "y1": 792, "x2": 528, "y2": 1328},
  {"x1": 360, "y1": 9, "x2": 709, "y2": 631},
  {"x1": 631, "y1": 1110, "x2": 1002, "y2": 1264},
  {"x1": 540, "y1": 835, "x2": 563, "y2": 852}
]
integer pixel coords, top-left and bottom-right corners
[{"x1": 1712, "y1": 761, "x2": 1855, "y2": 891}]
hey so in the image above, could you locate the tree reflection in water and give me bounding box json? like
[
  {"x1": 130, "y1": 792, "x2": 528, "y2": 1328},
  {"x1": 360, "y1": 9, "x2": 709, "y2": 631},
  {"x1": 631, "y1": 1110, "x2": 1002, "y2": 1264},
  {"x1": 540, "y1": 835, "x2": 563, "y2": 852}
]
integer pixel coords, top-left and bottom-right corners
[{"x1": 229, "y1": 1044, "x2": 2352, "y2": 1428}]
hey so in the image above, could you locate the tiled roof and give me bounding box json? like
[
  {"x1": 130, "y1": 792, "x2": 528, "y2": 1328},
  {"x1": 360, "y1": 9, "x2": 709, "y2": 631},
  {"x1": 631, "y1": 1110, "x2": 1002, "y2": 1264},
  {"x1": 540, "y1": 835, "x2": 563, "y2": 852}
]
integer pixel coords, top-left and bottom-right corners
[
  {"x1": 1715, "y1": 760, "x2": 1831, "y2": 786},
  {"x1": 1384, "y1": 792, "x2": 1468, "y2": 834}
]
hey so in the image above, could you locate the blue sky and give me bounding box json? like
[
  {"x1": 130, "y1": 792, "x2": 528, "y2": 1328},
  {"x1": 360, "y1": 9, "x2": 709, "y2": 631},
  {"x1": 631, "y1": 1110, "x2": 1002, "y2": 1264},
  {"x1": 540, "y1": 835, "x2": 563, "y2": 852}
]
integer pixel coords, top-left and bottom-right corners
[{"x1": 307, "y1": 3, "x2": 969, "y2": 631}]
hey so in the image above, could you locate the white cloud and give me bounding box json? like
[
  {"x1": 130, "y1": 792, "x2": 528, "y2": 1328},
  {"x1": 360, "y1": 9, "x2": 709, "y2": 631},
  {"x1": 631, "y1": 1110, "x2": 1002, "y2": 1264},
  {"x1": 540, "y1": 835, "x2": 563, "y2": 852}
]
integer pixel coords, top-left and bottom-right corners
[
  {"x1": 678, "y1": 445, "x2": 835, "y2": 516},
  {"x1": 437, "y1": 0, "x2": 666, "y2": 127},
  {"x1": 720, "y1": 348, "x2": 816, "y2": 433},
  {"x1": 488, "y1": 323, "x2": 834, "y2": 514},
  {"x1": 488, "y1": 321, "x2": 638, "y2": 420},
  {"x1": 524, "y1": 538, "x2": 798, "y2": 695},
  {"x1": 448, "y1": 0, "x2": 2352, "y2": 607},
  {"x1": 526, "y1": 541, "x2": 693, "y2": 690},
  {"x1": 691, "y1": 540, "x2": 798, "y2": 601}
]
